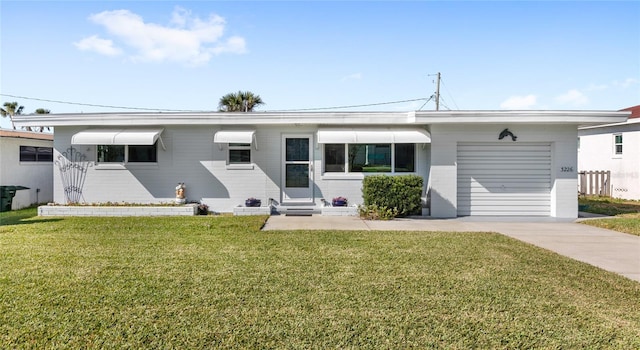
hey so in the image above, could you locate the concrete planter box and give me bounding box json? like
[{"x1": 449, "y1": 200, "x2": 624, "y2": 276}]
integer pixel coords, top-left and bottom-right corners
[
  {"x1": 39, "y1": 204, "x2": 198, "y2": 217},
  {"x1": 322, "y1": 206, "x2": 359, "y2": 216},
  {"x1": 233, "y1": 206, "x2": 272, "y2": 216}
]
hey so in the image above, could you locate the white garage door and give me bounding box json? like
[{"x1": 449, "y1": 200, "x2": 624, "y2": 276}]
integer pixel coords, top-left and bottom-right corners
[{"x1": 457, "y1": 143, "x2": 551, "y2": 216}]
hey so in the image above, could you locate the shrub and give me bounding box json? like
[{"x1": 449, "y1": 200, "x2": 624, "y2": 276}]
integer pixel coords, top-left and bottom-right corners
[
  {"x1": 362, "y1": 175, "x2": 423, "y2": 218},
  {"x1": 358, "y1": 204, "x2": 398, "y2": 220}
]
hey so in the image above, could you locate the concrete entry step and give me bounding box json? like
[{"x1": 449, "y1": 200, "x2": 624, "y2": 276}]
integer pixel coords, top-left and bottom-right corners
[{"x1": 276, "y1": 203, "x2": 320, "y2": 216}]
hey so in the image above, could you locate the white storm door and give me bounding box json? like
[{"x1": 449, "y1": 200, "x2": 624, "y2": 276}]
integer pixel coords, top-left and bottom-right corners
[{"x1": 282, "y1": 135, "x2": 313, "y2": 202}]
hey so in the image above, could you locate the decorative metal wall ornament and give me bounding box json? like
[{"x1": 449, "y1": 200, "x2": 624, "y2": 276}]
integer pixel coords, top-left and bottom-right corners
[
  {"x1": 498, "y1": 128, "x2": 517, "y2": 141},
  {"x1": 55, "y1": 147, "x2": 92, "y2": 204}
]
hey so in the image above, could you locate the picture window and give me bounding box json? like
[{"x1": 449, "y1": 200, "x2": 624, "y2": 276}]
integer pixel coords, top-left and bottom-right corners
[
  {"x1": 97, "y1": 143, "x2": 157, "y2": 163},
  {"x1": 324, "y1": 143, "x2": 415, "y2": 173}
]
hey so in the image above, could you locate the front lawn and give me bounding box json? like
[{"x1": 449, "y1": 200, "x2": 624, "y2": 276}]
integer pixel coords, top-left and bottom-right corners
[
  {"x1": 579, "y1": 196, "x2": 640, "y2": 236},
  {"x1": 579, "y1": 196, "x2": 640, "y2": 216},
  {"x1": 1, "y1": 208, "x2": 639, "y2": 348}
]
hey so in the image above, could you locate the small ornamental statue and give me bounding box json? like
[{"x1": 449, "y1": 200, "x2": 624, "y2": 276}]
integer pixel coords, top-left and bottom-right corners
[{"x1": 175, "y1": 182, "x2": 186, "y2": 204}]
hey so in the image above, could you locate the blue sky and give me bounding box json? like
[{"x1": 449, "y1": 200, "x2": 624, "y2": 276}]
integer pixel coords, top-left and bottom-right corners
[{"x1": 1, "y1": 1, "x2": 638, "y2": 129}]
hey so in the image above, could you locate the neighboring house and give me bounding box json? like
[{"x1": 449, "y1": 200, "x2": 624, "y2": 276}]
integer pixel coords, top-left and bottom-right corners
[
  {"x1": 578, "y1": 105, "x2": 640, "y2": 200},
  {"x1": 14, "y1": 110, "x2": 627, "y2": 218},
  {"x1": 0, "y1": 129, "x2": 54, "y2": 209}
]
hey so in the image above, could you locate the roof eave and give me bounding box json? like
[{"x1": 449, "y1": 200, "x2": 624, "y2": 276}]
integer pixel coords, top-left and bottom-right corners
[{"x1": 12, "y1": 110, "x2": 629, "y2": 127}]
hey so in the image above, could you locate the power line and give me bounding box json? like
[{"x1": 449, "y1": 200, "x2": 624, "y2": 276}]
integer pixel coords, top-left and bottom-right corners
[
  {"x1": 417, "y1": 95, "x2": 434, "y2": 111},
  {"x1": 439, "y1": 78, "x2": 459, "y2": 110},
  {"x1": 268, "y1": 97, "x2": 431, "y2": 112},
  {"x1": 0, "y1": 93, "x2": 203, "y2": 112},
  {"x1": 1, "y1": 93, "x2": 431, "y2": 113}
]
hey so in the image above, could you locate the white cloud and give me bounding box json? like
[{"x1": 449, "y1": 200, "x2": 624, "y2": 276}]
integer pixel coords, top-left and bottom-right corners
[
  {"x1": 614, "y1": 78, "x2": 639, "y2": 89},
  {"x1": 73, "y1": 35, "x2": 122, "y2": 56},
  {"x1": 555, "y1": 89, "x2": 588, "y2": 106},
  {"x1": 586, "y1": 83, "x2": 608, "y2": 91},
  {"x1": 341, "y1": 73, "x2": 362, "y2": 81},
  {"x1": 586, "y1": 78, "x2": 638, "y2": 91},
  {"x1": 76, "y1": 7, "x2": 246, "y2": 65},
  {"x1": 500, "y1": 95, "x2": 537, "y2": 109}
]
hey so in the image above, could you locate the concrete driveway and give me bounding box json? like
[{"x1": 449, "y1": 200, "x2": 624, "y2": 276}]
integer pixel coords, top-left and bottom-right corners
[{"x1": 263, "y1": 215, "x2": 640, "y2": 283}]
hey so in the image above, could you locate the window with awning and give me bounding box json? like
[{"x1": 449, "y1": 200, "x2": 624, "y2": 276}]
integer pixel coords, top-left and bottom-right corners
[
  {"x1": 318, "y1": 129, "x2": 428, "y2": 174},
  {"x1": 214, "y1": 130, "x2": 257, "y2": 165},
  {"x1": 71, "y1": 129, "x2": 165, "y2": 146},
  {"x1": 71, "y1": 129, "x2": 165, "y2": 164}
]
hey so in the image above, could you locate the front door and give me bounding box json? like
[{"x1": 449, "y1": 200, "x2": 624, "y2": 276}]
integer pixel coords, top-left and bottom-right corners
[{"x1": 282, "y1": 135, "x2": 313, "y2": 203}]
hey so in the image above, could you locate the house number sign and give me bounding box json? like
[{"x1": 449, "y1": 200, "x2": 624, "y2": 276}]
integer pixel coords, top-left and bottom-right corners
[{"x1": 560, "y1": 166, "x2": 574, "y2": 173}]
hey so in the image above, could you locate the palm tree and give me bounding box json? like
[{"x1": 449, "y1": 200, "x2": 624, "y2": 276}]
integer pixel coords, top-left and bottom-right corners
[
  {"x1": 218, "y1": 91, "x2": 264, "y2": 112},
  {"x1": 34, "y1": 108, "x2": 51, "y2": 132},
  {"x1": 1, "y1": 101, "x2": 24, "y2": 130}
]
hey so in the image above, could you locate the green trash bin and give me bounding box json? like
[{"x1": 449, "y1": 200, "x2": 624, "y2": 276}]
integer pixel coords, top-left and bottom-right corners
[{"x1": 0, "y1": 186, "x2": 30, "y2": 212}]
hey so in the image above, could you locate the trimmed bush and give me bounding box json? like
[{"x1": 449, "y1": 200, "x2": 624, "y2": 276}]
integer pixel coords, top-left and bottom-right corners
[{"x1": 362, "y1": 175, "x2": 423, "y2": 217}]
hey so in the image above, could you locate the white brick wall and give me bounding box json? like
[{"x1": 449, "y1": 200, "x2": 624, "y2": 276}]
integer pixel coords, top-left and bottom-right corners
[
  {"x1": 53, "y1": 123, "x2": 581, "y2": 217},
  {"x1": 53, "y1": 125, "x2": 432, "y2": 214}
]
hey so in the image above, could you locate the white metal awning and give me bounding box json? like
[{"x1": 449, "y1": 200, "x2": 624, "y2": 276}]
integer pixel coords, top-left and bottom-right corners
[
  {"x1": 213, "y1": 130, "x2": 256, "y2": 144},
  {"x1": 317, "y1": 129, "x2": 431, "y2": 144},
  {"x1": 71, "y1": 128, "x2": 164, "y2": 146}
]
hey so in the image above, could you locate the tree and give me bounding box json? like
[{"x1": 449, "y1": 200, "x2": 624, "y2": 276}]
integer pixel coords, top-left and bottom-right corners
[
  {"x1": 34, "y1": 108, "x2": 51, "y2": 132},
  {"x1": 1, "y1": 101, "x2": 24, "y2": 130},
  {"x1": 218, "y1": 91, "x2": 264, "y2": 112}
]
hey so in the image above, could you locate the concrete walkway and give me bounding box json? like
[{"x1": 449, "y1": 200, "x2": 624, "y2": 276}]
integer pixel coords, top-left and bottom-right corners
[{"x1": 263, "y1": 215, "x2": 640, "y2": 283}]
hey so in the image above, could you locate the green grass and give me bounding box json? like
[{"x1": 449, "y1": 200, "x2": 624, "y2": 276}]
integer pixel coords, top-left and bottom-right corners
[
  {"x1": 579, "y1": 196, "x2": 640, "y2": 236},
  {"x1": 581, "y1": 213, "x2": 640, "y2": 236},
  {"x1": 579, "y1": 196, "x2": 640, "y2": 216},
  {"x1": 1, "y1": 208, "x2": 640, "y2": 348}
]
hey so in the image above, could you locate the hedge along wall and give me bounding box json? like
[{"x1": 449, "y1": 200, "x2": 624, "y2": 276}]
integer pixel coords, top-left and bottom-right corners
[{"x1": 362, "y1": 175, "x2": 423, "y2": 217}]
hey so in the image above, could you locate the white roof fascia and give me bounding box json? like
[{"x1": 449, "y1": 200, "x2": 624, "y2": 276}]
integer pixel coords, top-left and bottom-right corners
[
  {"x1": 413, "y1": 110, "x2": 630, "y2": 125},
  {"x1": 13, "y1": 110, "x2": 629, "y2": 127},
  {"x1": 578, "y1": 117, "x2": 640, "y2": 130},
  {"x1": 13, "y1": 112, "x2": 414, "y2": 127}
]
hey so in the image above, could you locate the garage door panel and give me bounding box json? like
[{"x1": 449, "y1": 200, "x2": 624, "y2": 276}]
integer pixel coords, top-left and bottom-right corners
[
  {"x1": 458, "y1": 177, "x2": 551, "y2": 184},
  {"x1": 458, "y1": 184, "x2": 549, "y2": 196},
  {"x1": 457, "y1": 143, "x2": 551, "y2": 216},
  {"x1": 457, "y1": 192, "x2": 551, "y2": 198},
  {"x1": 458, "y1": 144, "x2": 550, "y2": 152},
  {"x1": 457, "y1": 207, "x2": 551, "y2": 216},
  {"x1": 459, "y1": 169, "x2": 550, "y2": 176},
  {"x1": 458, "y1": 154, "x2": 550, "y2": 161}
]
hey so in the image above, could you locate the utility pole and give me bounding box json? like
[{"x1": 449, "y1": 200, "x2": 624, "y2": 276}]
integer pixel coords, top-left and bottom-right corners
[{"x1": 435, "y1": 72, "x2": 441, "y2": 111}]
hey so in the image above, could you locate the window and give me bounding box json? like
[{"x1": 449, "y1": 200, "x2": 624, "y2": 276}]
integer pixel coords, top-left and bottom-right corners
[
  {"x1": 614, "y1": 134, "x2": 623, "y2": 155},
  {"x1": 97, "y1": 145, "x2": 125, "y2": 162},
  {"x1": 97, "y1": 143, "x2": 157, "y2": 163},
  {"x1": 395, "y1": 143, "x2": 415, "y2": 172},
  {"x1": 229, "y1": 143, "x2": 251, "y2": 164},
  {"x1": 20, "y1": 146, "x2": 53, "y2": 162},
  {"x1": 349, "y1": 144, "x2": 391, "y2": 172},
  {"x1": 324, "y1": 144, "x2": 345, "y2": 172},
  {"x1": 324, "y1": 143, "x2": 415, "y2": 173},
  {"x1": 129, "y1": 145, "x2": 157, "y2": 162}
]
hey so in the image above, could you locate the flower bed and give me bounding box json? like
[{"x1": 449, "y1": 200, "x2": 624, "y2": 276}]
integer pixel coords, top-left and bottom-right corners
[{"x1": 39, "y1": 204, "x2": 198, "y2": 217}]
